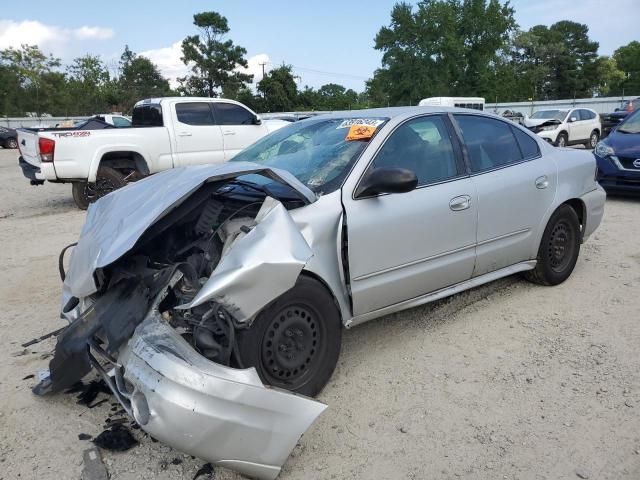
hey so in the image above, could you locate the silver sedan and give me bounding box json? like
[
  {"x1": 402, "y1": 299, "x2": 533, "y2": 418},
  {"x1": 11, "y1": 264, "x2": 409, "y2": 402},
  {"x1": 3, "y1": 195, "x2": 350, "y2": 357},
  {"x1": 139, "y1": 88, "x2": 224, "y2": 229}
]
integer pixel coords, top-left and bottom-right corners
[{"x1": 36, "y1": 107, "x2": 606, "y2": 479}]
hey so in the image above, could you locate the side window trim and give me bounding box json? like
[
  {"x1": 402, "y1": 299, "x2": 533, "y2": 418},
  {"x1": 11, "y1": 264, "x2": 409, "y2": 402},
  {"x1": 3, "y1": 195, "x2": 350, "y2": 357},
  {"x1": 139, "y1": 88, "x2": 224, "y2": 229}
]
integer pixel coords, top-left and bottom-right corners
[
  {"x1": 352, "y1": 113, "x2": 469, "y2": 201},
  {"x1": 449, "y1": 113, "x2": 541, "y2": 176}
]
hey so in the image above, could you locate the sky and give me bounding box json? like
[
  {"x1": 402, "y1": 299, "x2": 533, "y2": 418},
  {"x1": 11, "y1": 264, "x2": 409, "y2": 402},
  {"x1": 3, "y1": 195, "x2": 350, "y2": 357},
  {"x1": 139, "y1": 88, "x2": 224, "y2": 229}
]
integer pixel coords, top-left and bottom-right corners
[{"x1": 1, "y1": 0, "x2": 638, "y2": 91}]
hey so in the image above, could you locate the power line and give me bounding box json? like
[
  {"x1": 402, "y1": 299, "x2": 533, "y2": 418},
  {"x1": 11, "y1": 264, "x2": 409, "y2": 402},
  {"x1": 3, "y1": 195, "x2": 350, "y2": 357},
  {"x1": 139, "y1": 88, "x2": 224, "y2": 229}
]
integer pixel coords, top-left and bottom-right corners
[{"x1": 265, "y1": 60, "x2": 369, "y2": 81}]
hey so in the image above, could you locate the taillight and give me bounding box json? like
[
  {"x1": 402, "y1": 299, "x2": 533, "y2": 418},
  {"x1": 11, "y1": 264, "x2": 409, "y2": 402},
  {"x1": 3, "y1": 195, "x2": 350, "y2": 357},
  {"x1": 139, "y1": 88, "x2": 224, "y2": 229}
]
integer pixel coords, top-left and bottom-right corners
[
  {"x1": 38, "y1": 137, "x2": 55, "y2": 162},
  {"x1": 627, "y1": 101, "x2": 634, "y2": 112}
]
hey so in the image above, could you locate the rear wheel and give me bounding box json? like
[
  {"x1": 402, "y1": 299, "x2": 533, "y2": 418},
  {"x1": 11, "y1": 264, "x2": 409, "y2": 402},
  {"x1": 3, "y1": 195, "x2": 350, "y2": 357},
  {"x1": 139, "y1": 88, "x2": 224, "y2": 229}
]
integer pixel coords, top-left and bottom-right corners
[
  {"x1": 71, "y1": 166, "x2": 127, "y2": 210},
  {"x1": 237, "y1": 276, "x2": 342, "y2": 397},
  {"x1": 555, "y1": 132, "x2": 568, "y2": 148},
  {"x1": 525, "y1": 204, "x2": 581, "y2": 286},
  {"x1": 5, "y1": 138, "x2": 18, "y2": 149}
]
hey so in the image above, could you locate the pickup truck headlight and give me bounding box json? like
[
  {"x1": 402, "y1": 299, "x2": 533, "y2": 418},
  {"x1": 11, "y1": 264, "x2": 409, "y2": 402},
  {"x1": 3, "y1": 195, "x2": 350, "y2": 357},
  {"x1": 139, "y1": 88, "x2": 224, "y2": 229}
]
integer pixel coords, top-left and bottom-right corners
[{"x1": 594, "y1": 141, "x2": 614, "y2": 158}]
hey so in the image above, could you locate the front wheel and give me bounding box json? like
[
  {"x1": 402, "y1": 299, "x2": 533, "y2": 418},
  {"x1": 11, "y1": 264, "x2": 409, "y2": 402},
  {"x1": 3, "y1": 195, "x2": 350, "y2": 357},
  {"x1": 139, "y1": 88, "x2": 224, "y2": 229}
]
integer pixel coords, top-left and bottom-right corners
[
  {"x1": 555, "y1": 132, "x2": 568, "y2": 148},
  {"x1": 525, "y1": 204, "x2": 581, "y2": 286},
  {"x1": 71, "y1": 166, "x2": 127, "y2": 210},
  {"x1": 236, "y1": 276, "x2": 342, "y2": 397},
  {"x1": 586, "y1": 130, "x2": 599, "y2": 149}
]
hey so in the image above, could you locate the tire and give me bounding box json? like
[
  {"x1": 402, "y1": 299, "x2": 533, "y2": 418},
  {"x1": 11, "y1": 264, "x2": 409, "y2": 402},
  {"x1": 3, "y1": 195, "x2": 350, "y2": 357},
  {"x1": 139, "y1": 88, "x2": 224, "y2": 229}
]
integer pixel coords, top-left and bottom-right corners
[
  {"x1": 236, "y1": 275, "x2": 342, "y2": 397},
  {"x1": 555, "y1": 132, "x2": 568, "y2": 148},
  {"x1": 5, "y1": 138, "x2": 18, "y2": 149},
  {"x1": 71, "y1": 166, "x2": 127, "y2": 210},
  {"x1": 525, "y1": 204, "x2": 581, "y2": 286},
  {"x1": 586, "y1": 130, "x2": 599, "y2": 149}
]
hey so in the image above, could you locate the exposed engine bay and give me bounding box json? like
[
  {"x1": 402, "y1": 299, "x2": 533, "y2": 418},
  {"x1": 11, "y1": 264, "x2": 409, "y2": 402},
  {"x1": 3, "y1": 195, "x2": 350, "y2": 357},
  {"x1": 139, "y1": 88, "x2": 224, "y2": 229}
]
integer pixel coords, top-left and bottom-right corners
[{"x1": 35, "y1": 168, "x2": 312, "y2": 395}]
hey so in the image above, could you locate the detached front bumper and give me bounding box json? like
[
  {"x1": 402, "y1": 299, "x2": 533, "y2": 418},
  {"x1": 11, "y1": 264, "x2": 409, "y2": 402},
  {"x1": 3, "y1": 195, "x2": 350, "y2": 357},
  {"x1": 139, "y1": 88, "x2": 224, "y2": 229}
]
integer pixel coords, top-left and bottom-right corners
[{"x1": 109, "y1": 314, "x2": 326, "y2": 480}]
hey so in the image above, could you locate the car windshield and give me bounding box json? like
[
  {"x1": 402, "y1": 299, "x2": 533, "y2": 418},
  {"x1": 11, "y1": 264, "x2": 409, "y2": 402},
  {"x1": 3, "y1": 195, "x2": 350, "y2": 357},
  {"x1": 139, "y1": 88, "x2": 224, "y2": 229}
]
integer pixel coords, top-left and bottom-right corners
[
  {"x1": 530, "y1": 110, "x2": 568, "y2": 120},
  {"x1": 617, "y1": 109, "x2": 640, "y2": 134},
  {"x1": 231, "y1": 117, "x2": 388, "y2": 195}
]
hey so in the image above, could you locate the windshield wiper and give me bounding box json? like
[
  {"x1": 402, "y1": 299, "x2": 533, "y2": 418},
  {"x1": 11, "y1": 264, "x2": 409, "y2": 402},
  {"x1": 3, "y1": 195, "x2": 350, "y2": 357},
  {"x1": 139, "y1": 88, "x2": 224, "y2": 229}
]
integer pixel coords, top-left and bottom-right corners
[{"x1": 616, "y1": 128, "x2": 639, "y2": 134}]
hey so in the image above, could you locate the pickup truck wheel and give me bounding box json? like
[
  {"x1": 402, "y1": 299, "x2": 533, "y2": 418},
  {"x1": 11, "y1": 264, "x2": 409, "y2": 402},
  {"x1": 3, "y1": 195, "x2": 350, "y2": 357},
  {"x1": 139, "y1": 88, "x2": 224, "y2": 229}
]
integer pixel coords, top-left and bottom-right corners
[
  {"x1": 5, "y1": 138, "x2": 18, "y2": 149},
  {"x1": 72, "y1": 166, "x2": 127, "y2": 210},
  {"x1": 524, "y1": 204, "x2": 581, "y2": 286},
  {"x1": 236, "y1": 276, "x2": 342, "y2": 397}
]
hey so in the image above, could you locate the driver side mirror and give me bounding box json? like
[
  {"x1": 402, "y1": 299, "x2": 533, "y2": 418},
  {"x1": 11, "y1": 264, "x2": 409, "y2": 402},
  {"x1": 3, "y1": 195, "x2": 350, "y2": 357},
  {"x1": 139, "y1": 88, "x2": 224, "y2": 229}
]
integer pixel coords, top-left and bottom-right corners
[
  {"x1": 569, "y1": 116, "x2": 577, "y2": 123},
  {"x1": 355, "y1": 167, "x2": 418, "y2": 199},
  {"x1": 253, "y1": 114, "x2": 262, "y2": 125}
]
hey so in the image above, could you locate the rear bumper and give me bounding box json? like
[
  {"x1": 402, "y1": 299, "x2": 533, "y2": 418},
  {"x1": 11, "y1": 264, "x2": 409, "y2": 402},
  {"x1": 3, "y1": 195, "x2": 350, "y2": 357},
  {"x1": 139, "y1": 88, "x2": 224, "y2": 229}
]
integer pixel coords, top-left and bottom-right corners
[
  {"x1": 580, "y1": 184, "x2": 606, "y2": 241},
  {"x1": 18, "y1": 156, "x2": 45, "y2": 184},
  {"x1": 110, "y1": 314, "x2": 326, "y2": 480}
]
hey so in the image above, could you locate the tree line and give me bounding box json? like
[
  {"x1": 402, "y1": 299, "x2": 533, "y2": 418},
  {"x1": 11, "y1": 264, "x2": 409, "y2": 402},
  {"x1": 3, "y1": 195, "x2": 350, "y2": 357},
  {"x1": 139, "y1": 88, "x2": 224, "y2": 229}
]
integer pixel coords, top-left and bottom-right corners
[{"x1": 1, "y1": 1, "x2": 639, "y2": 117}]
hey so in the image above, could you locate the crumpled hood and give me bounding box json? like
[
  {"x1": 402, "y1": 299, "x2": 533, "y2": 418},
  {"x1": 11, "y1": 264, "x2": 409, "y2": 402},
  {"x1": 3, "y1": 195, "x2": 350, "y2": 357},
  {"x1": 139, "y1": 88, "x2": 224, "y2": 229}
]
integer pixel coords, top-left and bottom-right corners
[
  {"x1": 64, "y1": 161, "x2": 316, "y2": 298},
  {"x1": 523, "y1": 117, "x2": 561, "y2": 128}
]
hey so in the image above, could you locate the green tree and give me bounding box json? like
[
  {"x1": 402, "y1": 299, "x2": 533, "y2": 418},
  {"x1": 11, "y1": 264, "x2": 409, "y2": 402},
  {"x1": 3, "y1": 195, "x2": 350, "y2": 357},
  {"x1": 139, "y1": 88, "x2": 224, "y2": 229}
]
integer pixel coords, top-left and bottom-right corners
[
  {"x1": 315, "y1": 83, "x2": 358, "y2": 110},
  {"x1": 513, "y1": 22, "x2": 600, "y2": 100},
  {"x1": 0, "y1": 64, "x2": 24, "y2": 116},
  {"x1": 257, "y1": 65, "x2": 298, "y2": 112},
  {"x1": 612, "y1": 41, "x2": 640, "y2": 95},
  {"x1": 179, "y1": 11, "x2": 252, "y2": 97},
  {"x1": 594, "y1": 56, "x2": 625, "y2": 96},
  {"x1": 117, "y1": 46, "x2": 173, "y2": 111},
  {"x1": 67, "y1": 55, "x2": 110, "y2": 114},
  {"x1": 371, "y1": 0, "x2": 516, "y2": 105},
  {"x1": 0, "y1": 44, "x2": 61, "y2": 115}
]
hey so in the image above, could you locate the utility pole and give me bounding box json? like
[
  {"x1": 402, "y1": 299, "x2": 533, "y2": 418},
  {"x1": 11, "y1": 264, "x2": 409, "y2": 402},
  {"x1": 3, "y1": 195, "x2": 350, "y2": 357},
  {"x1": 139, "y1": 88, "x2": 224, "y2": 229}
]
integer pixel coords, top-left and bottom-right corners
[{"x1": 258, "y1": 61, "x2": 267, "y2": 79}]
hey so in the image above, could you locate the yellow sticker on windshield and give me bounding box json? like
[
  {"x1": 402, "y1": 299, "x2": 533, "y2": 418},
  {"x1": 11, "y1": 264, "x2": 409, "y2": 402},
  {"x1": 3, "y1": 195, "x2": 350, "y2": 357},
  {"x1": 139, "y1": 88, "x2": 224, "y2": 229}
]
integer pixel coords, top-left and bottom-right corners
[{"x1": 346, "y1": 124, "x2": 377, "y2": 141}]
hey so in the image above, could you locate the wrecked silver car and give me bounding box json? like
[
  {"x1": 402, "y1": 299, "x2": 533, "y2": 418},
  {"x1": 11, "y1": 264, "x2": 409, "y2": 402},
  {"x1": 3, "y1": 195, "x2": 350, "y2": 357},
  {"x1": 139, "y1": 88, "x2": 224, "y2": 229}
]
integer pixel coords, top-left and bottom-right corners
[{"x1": 35, "y1": 108, "x2": 605, "y2": 478}]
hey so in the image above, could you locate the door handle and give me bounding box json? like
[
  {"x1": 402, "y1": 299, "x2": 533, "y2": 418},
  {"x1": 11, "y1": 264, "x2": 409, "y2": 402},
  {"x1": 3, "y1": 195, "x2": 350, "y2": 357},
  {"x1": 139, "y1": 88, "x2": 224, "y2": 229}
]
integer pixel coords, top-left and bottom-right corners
[
  {"x1": 223, "y1": 130, "x2": 236, "y2": 136},
  {"x1": 535, "y1": 175, "x2": 549, "y2": 189},
  {"x1": 178, "y1": 132, "x2": 192, "y2": 137},
  {"x1": 449, "y1": 195, "x2": 471, "y2": 211}
]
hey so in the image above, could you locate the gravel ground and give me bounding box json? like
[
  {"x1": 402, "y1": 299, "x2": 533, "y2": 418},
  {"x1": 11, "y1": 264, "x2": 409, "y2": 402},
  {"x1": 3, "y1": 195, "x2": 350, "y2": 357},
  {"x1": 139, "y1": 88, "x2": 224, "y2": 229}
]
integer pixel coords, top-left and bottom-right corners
[{"x1": 0, "y1": 147, "x2": 639, "y2": 480}]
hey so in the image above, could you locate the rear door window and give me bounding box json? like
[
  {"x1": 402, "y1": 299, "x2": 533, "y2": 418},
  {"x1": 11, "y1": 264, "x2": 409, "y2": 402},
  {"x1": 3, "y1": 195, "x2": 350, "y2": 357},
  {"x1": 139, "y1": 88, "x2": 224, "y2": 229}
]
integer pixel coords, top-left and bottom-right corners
[
  {"x1": 175, "y1": 102, "x2": 215, "y2": 126},
  {"x1": 454, "y1": 115, "x2": 523, "y2": 173},
  {"x1": 213, "y1": 103, "x2": 255, "y2": 125}
]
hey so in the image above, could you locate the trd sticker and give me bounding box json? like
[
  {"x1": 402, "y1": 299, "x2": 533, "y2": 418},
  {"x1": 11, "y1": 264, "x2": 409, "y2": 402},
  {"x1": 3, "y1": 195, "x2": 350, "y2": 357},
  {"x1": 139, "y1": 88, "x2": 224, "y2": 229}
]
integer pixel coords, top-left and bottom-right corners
[{"x1": 52, "y1": 131, "x2": 91, "y2": 138}]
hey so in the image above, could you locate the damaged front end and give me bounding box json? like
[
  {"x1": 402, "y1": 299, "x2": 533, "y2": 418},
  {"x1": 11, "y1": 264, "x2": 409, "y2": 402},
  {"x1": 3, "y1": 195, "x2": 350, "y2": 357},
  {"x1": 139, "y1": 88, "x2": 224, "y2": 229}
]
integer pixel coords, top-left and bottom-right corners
[{"x1": 35, "y1": 162, "x2": 327, "y2": 479}]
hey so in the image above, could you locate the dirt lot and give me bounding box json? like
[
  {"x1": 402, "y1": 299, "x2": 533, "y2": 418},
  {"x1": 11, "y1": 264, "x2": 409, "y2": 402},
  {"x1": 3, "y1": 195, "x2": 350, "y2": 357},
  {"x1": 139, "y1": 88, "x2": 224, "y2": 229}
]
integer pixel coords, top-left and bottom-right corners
[{"x1": 0, "y1": 147, "x2": 639, "y2": 480}]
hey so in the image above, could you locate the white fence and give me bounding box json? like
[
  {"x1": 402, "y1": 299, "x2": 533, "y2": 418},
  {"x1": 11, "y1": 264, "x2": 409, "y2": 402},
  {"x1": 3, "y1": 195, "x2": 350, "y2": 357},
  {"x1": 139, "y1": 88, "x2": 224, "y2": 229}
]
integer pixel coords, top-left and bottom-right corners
[{"x1": 486, "y1": 95, "x2": 639, "y2": 116}]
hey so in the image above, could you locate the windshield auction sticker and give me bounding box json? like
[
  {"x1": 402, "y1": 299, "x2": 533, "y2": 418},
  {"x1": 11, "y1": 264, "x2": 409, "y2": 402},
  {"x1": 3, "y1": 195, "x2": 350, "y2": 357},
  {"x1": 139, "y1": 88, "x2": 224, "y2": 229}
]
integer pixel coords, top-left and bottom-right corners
[{"x1": 337, "y1": 118, "x2": 385, "y2": 129}]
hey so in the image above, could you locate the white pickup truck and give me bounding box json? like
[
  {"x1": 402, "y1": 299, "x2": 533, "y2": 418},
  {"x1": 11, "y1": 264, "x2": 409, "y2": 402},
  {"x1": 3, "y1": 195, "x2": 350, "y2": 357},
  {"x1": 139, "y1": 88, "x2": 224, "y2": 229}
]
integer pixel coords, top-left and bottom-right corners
[{"x1": 18, "y1": 97, "x2": 287, "y2": 209}]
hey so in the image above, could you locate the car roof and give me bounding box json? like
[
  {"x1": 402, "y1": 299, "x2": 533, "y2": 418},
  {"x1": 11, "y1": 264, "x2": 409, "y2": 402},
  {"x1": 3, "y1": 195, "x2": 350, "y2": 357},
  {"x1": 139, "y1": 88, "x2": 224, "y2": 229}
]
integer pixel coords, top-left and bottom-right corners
[{"x1": 308, "y1": 105, "x2": 485, "y2": 121}]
